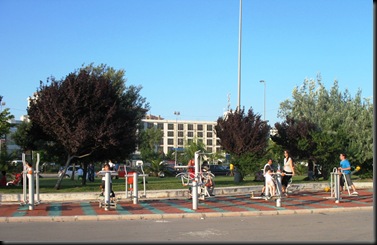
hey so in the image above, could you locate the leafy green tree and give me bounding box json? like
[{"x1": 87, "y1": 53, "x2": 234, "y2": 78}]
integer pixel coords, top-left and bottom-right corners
[
  {"x1": 0, "y1": 95, "x2": 15, "y2": 171},
  {"x1": 270, "y1": 116, "x2": 342, "y2": 178},
  {"x1": 11, "y1": 121, "x2": 47, "y2": 152},
  {"x1": 277, "y1": 75, "x2": 373, "y2": 177},
  {"x1": 215, "y1": 108, "x2": 271, "y2": 181},
  {"x1": 139, "y1": 127, "x2": 164, "y2": 160},
  {"x1": 271, "y1": 117, "x2": 318, "y2": 160},
  {"x1": 27, "y1": 65, "x2": 149, "y2": 189},
  {"x1": 12, "y1": 120, "x2": 67, "y2": 169},
  {"x1": 182, "y1": 139, "x2": 206, "y2": 164},
  {"x1": 139, "y1": 127, "x2": 164, "y2": 176}
]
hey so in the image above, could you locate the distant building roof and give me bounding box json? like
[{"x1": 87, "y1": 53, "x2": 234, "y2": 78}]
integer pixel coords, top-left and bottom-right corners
[{"x1": 145, "y1": 114, "x2": 164, "y2": 120}]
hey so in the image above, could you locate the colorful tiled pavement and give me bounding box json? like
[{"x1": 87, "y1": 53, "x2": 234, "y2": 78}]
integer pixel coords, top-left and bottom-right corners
[{"x1": 0, "y1": 189, "x2": 373, "y2": 222}]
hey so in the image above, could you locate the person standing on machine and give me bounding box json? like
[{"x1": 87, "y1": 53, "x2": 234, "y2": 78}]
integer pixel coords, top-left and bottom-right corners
[
  {"x1": 97, "y1": 163, "x2": 115, "y2": 198},
  {"x1": 25, "y1": 161, "x2": 33, "y2": 179},
  {"x1": 261, "y1": 158, "x2": 275, "y2": 197},
  {"x1": 338, "y1": 153, "x2": 358, "y2": 195},
  {"x1": 281, "y1": 150, "x2": 295, "y2": 196}
]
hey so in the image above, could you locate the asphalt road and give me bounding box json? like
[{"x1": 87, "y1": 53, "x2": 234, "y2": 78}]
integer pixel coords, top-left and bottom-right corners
[{"x1": 0, "y1": 210, "x2": 374, "y2": 243}]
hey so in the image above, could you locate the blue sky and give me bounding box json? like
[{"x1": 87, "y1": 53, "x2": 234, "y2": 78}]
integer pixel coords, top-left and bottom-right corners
[{"x1": 0, "y1": 0, "x2": 373, "y2": 126}]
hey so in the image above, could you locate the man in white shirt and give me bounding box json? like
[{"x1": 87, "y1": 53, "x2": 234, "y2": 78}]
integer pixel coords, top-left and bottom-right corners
[
  {"x1": 77, "y1": 167, "x2": 84, "y2": 180},
  {"x1": 108, "y1": 160, "x2": 115, "y2": 171}
]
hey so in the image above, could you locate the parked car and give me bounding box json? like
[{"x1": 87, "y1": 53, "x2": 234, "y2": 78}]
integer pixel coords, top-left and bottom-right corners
[
  {"x1": 58, "y1": 165, "x2": 83, "y2": 179},
  {"x1": 209, "y1": 165, "x2": 230, "y2": 176},
  {"x1": 117, "y1": 165, "x2": 141, "y2": 178},
  {"x1": 158, "y1": 166, "x2": 182, "y2": 178}
]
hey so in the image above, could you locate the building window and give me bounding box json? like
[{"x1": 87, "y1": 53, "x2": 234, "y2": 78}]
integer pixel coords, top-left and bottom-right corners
[
  {"x1": 187, "y1": 132, "x2": 193, "y2": 137},
  {"x1": 197, "y1": 132, "x2": 203, "y2": 138},
  {"x1": 147, "y1": 122, "x2": 154, "y2": 129},
  {"x1": 168, "y1": 139, "x2": 174, "y2": 145},
  {"x1": 188, "y1": 124, "x2": 193, "y2": 130},
  {"x1": 167, "y1": 131, "x2": 174, "y2": 137},
  {"x1": 206, "y1": 132, "x2": 212, "y2": 137},
  {"x1": 207, "y1": 125, "x2": 213, "y2": 131},
  {"x1": 207, "y1": 139, "x2": 213, "y2": 145},
  {"x1": 168, "y1": 123, "x2": 174, "y2": 130},
  {"x1": 207, "y1": 147, "x2": 213, "y2": 153},
  {"x1": 197, "y1": 124, "x2": 203, "y2": 131},
  {"x1": 178, "y1": 138, "x2": 184, "y2": 145},
  {"x1": 157, "y1": 123, "x2": 164, "y2": 130},
  {"x1": 178, "y1": 131, "x2": 184, "y2": 137},
  {"x1": 178, "y1": 124, "x2": 184, "y2": 130}
]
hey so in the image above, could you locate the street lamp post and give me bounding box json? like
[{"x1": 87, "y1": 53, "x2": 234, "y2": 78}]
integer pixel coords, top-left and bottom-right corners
[
  {"x1": 260, "y1": 80, "x2": 266, "y2": 121},
  {"x1": 237, "y1": 0, "x2": 242, "y2": 112}
]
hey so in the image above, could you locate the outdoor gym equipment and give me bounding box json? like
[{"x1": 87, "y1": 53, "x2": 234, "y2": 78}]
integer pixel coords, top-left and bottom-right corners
[
  {"x1": 20, "y1": 153, "x2": 41, "y2": 210},
  {"x1": 175, "y1": 151, "x2": 216, "y2": 210},
  {"x1": 324, "y1": 167, "x2": 342, "y2": 203},
  {"x1": 176, "y1": 169, "x2": 215, "y2": 201},
  {"x1": 124, "y1": 161, "x2": 148, "y2": 202},
  {"x1": 250, "y1": 164, "x2": 293, "y2": 208},
  {"x1": 97, "y1": 170, "x2": 118, "y2": 210},
  {"x1": 325, "y1": 166, "x2": 358, "y2": 203}
]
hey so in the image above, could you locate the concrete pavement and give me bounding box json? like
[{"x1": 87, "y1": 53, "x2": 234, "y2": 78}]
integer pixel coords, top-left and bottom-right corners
[{"x1": 0, "y1": 182, "x2": 373, "y2": 222}]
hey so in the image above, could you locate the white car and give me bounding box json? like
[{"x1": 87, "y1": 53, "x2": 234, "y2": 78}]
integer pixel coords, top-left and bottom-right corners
[
  {"x1": 58, "y1": 166, "x2": 82, "y2": 178},
  {"x1": 58, "y1": 166, "x2": 94, "y2": 179}
]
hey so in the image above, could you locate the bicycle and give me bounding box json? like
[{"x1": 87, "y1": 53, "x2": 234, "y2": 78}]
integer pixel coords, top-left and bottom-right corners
[{"x1": 176, "y1": 170, "x2": 216, "y2": 200}]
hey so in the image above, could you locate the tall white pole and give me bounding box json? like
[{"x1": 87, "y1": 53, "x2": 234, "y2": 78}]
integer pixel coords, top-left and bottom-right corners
[
  {"x1": 237, "y1": 0, "x2": 242, "y2": 112},
  {"x1": 260, "y1": 80, "x2": 266, "y2": 121},
  {"x1": 264, "y1": 81, "x2": 266, "y2": 121}
]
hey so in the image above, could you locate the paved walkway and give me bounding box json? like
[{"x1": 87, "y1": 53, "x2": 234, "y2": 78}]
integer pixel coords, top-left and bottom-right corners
[{"x1": 0, "y1": 188, "x2": 373, "y2": 222}]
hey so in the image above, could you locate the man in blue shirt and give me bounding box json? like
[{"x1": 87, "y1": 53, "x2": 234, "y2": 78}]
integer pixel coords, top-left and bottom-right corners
[{"x1": 338, "y1": 153, "x2": 358, "y2": 195}]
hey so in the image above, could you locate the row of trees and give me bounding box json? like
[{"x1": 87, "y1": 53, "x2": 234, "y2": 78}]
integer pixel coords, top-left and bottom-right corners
[
  {"x1": 279, "y1": 77, "x2": 372, "y2": 178},
  {"x1": 214, "y1": 75, "x2": 373, "y2": 180},
  {"x1": 1, "y1": 67, "x2": 372, "y2": 187}
]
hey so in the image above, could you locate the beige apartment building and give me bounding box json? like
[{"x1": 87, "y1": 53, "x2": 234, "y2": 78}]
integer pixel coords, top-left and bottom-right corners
[{"x1": 141, "y1": 115, "x2": 221, "y2": 155}]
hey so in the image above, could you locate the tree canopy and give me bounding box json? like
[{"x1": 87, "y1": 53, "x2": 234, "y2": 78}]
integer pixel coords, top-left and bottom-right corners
[
  {"x1": 275, "y1": 75, "x2": 373, "y2": 178},
  {"x1": 215, "y1": 108, "x2": 270, "y2": 157},
  {"x1": 27, "y1": 64, "x2": 149, "y2": 189},
  {"x1": 215, "y1": 108, "x2": 271, "y2": 180},
  {"x1": 0, "y1": 95, "x2": 15, "y2": 171}
]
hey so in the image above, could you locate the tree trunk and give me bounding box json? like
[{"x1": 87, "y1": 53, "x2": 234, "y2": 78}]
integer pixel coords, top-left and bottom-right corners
[{"x1": 54, "y1": 155, "x2": 75, "y2": 190}]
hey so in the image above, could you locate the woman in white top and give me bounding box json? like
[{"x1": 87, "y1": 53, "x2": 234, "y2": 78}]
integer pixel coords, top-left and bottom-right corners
[
  {"x1": 282, "y1": 150, "x2": 295, "y2": 195},
  {"x1": 25, "y1": 161, "x2": 33, "y2": 179}
]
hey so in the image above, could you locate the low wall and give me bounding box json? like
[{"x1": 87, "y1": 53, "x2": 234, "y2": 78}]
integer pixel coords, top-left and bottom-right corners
[{"x1": 0, "y1": 182, "x2": 372, "y2": 203}]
